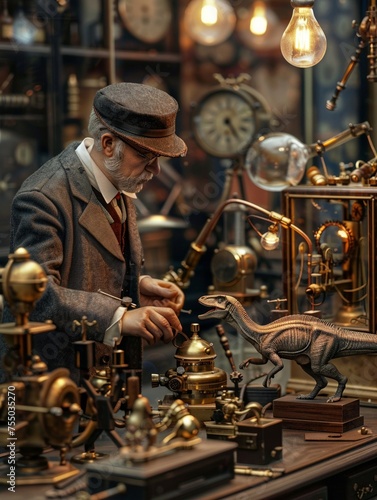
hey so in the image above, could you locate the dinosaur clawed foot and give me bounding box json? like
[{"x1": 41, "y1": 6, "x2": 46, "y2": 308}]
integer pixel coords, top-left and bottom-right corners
[
  {"x1": 326, "y1": 395, "x2": 341, "y2": 403},
  {"x1": 263, "y1": 376, "x2": 273, "y2": 388},
  {"x1": 296, "y1": 393, "x2": 342, "y2": 403},
  {"x1": 296, "y1": 394, "x2": 315, "y2": 400}
]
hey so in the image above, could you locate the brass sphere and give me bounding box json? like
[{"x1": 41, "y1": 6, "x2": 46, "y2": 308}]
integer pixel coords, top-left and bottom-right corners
[{"x1": 0, "y1": 247, "x2": 48, "y2": 309}]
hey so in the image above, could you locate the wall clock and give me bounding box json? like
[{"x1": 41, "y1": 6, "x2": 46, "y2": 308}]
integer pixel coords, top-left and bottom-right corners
[
  {"x1": 191, "y1": 77, "x2": 272, "y2": 158},
  {"x1": 118, "y1": 0, "x2": 172, "y2": 44}
]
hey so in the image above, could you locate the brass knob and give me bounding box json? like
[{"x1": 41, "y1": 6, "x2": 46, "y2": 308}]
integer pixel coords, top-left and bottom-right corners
[
  {"x1": 151, "y1": 373, "x2": 160, "y2": 388},
  {"x1": 307, "y1": 166, "x2": 327, "y2": 186}
]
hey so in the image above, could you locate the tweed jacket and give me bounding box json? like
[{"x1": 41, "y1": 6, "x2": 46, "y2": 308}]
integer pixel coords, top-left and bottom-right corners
[{"x1": 1, "y1": 142, "x2": 143, "y2": 382}]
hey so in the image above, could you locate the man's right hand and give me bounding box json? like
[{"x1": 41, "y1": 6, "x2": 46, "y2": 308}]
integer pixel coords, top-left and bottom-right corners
[{"x1": 121, "y1": 306, "x2": 182, "y2": 345}]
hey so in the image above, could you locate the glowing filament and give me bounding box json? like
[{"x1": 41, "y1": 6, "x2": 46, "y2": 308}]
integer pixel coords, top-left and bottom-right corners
[
  {"x1": 250, "y1": 2, "x2": 268, "y2": 36},
  {"x1": 201, "y1": 0, "x2": 218, "y2": 26},
  {"x1": 295, "y1": 18, "x2": 310, "y2": 52}
]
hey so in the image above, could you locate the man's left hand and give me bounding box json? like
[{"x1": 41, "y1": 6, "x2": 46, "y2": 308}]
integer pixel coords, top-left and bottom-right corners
[{"x1": 139, "y1": 276, "x2": 185, "y2": 314}]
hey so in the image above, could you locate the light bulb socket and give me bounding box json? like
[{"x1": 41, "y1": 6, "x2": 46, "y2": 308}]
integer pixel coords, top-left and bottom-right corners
[{"x1": 291, "y1": 0, "x2": 314, "y2": 7}]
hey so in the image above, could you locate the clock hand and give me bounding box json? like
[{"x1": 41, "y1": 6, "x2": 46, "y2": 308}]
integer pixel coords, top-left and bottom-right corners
[{"x1": 224, "y1": 116, "x2": 240, "y2": 139}]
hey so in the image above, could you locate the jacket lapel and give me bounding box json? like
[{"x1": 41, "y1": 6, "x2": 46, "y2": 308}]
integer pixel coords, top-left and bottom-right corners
[
  {"x1": 62, "y1": 145, "x2": 125, "y2": 261},
  {"x1": 79, "y1": 192, "x2": 124, "y2": 261}
]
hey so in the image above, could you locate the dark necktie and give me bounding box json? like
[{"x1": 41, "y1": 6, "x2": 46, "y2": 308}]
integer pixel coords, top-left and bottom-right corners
[
  {"x1": 110, "y1": 193, "x2": 123, "y2": 221},
  {"x1": 93, "y1": 189, "x2": 125, "y2": 252}
]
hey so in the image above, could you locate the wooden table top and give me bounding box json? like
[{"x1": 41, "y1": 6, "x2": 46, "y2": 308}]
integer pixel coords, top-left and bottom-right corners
[{"x1": 2, "y1": 404, "x2": 377, "y2": 500}]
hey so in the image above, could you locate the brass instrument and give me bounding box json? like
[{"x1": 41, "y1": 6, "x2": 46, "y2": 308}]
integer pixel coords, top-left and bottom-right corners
[
  {"x1": 205, "y1": 390, "x2": 283, "y2": 465},
  {"x1": 0, "y1": 248, "x2": 81, "y2": 484},
  {"x1": 151, "y1": 323, "x2": 227, "y2": 422},
  {"x1": 86, "y1": 395, "x2": 236, "y2": 499},
  {"x1": 326, "y1": 0, "x2": 377, "y2": 110}
]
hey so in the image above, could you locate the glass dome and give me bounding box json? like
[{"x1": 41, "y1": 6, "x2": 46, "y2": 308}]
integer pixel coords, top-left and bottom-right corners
[{"x1": 245, "y1": 132, "x2": 310, "y2": 191}]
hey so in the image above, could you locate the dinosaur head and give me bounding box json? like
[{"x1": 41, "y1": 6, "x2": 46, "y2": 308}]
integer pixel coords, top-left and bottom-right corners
[{"x1": 198, "y1": 294, "x2": 237, "y2": 321}]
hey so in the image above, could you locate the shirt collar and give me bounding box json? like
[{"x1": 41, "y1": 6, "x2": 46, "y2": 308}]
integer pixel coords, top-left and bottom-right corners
[{"x1": 75, "y1": 138, "x2": 137, "y2": 203}]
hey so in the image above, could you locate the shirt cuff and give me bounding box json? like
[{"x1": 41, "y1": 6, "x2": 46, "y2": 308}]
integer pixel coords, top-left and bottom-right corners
[{"x1": 103, "y1": 306, "x2": 127, "y2": 347}]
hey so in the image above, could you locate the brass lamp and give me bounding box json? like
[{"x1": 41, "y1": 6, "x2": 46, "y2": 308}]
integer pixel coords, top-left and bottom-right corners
[{"x1": 163, "y1": 197, "x2": 315, "y2": 311}]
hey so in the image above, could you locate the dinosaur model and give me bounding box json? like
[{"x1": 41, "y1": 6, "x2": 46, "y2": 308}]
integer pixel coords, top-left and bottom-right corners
[{"x1": 198, "y1": 294, "x2": 377, "y2": 402}]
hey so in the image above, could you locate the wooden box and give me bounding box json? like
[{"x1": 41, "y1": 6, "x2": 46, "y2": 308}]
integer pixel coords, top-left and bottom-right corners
[
  {"x1": 236, "y1": 417, "x2": 283, "y2": 465},
  {"x1": 273, "y1": 395, "x2": 363, "y2": 432}
]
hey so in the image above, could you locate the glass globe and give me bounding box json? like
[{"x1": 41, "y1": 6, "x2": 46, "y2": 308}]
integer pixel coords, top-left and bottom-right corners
[
  {"x1": 245, "y1": 132, "x2": 310, "y2": 191},
  {"x1": 184, "y1": 0, "x2": 237, "y2": 46}
]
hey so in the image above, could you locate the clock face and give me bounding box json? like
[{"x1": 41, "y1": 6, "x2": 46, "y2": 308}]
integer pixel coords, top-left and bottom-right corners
[
  {"x1": 192, "y1": 88, "x2": 257, "y2": 158},
  {"x1": 118, "y1": 0, "x2": 172, "y2": 44}
]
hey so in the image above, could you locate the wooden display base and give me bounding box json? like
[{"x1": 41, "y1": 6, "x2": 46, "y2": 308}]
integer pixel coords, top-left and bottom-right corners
[
  {"x1": 86, "y1": 440, "x2": 237, "y2": 500},
  {"x1": 0, "y1": 460, "x2": 79, "y2": 485},
  {"x1": 273, "y1": 395, "x2": 364, "y2": 433}
]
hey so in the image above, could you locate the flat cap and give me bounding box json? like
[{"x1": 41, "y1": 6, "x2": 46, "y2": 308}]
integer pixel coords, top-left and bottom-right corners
[{"x1": 93, "y1": 82, "x2": 187, "y2": 158}]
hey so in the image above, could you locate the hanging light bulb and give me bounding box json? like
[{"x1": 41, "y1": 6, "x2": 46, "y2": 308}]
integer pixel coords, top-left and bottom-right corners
[
  {"x1": 183, "y1": 0, "x2": 236, "y2": 46},
  {"x1": 280, "y1": 0, "x2": 327, "y2": 68},
  {"x1": 249, "y1": 1, "x2": 268, "y2": 36},
  {"x1": 260, "y1": 224, "x2": 280, "y2": 250},
  {"x1": 237, "y1": 2, "x2": 281, "y2": 52},
  {"x1": 247, "y1": 216, "x2": 281, "y2": 251}
]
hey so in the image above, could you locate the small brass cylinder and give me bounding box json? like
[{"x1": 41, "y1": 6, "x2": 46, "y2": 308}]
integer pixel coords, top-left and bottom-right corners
[{"x1": 307, "y1": 166, "x2": 327, "y2": 186}]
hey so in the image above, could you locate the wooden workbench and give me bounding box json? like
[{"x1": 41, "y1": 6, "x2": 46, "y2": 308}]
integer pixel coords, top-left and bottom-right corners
[{"x1": 2, "y1": 404, "x2": 377, "y2": 500}]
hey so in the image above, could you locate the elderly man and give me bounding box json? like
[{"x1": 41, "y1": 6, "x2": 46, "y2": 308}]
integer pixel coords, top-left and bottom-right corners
[{"x1": 1, "y1": 82, "x2": 187, "y2": 383}]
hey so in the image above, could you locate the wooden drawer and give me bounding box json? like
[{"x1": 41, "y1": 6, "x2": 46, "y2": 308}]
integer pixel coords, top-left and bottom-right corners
[
  {"x1": 345, "y1": 463, "x2": 377, "y2": 500},
  {"x1": 330, "y1": 462, "x2": 377, "y2": 500}
]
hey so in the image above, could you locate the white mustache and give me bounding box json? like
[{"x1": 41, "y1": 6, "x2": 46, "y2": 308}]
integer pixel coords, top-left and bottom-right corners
[{"x1": 140, "y1": 173, "x2": 153, "y2": 182}]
